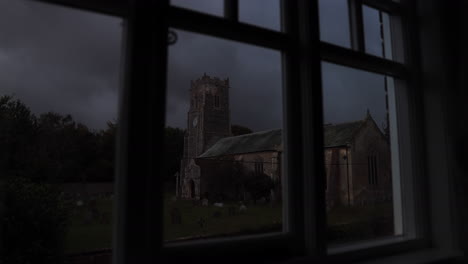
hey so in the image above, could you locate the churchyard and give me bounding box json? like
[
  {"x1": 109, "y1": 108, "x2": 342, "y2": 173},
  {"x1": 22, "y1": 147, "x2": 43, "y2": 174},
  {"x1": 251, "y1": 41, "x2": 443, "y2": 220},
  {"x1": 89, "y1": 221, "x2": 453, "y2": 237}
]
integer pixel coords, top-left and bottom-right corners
[
  {"x1": 64, "y1": 192, "x2": 393, "y2": 253},
  {"x1": 164, "y1": 195, "x2": 283, "y2": 242}
]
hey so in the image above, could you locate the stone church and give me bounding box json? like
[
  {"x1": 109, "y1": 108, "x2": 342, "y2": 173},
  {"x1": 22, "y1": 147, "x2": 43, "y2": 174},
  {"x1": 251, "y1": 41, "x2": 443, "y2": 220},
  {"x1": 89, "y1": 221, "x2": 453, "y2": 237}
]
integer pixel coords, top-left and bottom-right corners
[{"x1": 176, "y1": 74, "x2": 392, "y2": 207}]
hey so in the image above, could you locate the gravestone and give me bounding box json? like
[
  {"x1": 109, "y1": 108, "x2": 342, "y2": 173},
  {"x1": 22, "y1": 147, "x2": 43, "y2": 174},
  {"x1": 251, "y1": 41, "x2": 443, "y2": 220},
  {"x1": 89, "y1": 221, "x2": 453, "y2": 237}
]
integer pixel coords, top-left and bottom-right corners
[
  {"x1": 213, "y1": 202, "x2": 224, "y2": 208},
  {"x1": 239, "y1": 204, "x2": 247, "y2": 212},
  {"x1": 201, "y1": 198, "x2": 209, "y2": 206}
]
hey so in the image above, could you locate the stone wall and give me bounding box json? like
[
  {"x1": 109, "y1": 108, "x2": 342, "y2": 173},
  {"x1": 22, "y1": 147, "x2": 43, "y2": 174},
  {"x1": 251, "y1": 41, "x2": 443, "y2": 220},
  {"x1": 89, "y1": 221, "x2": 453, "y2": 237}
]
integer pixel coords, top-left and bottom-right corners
[{"x1": 351, "y1": 119, "x2": 392, "y2": 205}]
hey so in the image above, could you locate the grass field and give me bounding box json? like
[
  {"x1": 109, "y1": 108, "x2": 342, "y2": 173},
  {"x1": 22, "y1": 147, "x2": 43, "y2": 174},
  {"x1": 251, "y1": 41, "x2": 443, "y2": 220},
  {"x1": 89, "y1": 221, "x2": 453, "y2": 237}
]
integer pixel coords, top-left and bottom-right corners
[
  {"x1": 65, "y1": 199, "x2": 113, "y2": 253},
  {"x1": 64, "y1": 195, "x2": 282, "y2": 252},
  {"x1": 64, "y1": 194, "x2": 393, "y2": 253},
  {"x1": 163, "y1": 198, "x2": 282, "y2": 242}
]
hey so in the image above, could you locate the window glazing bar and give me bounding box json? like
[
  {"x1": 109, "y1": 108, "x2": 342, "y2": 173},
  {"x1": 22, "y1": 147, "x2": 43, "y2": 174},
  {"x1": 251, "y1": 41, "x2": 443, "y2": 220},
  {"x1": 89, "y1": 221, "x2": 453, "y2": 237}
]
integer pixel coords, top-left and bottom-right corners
[
  {"x1": 32, "y1": 0, "x2": 127, "y2": 17},
  {"x1": 362, "y1": 0, "x2": 402, "y2": 14},
  {"x1": 320, "y1": 42, "x2": 408, "y2": 78},
  {"x1": 169, "y1": 6, "x2": 289, "y2": 51},
  {"x1": 348, "y1": 0, "x2": 365, "y2": 52}
]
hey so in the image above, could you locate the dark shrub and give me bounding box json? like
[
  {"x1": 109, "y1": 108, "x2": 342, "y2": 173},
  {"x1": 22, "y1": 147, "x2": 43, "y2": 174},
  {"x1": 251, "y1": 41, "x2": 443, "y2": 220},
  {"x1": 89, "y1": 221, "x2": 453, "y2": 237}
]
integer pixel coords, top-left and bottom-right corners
[
  {"x1": 1, "y1": 177, "x2": 71, "y2": 264},
  {"x1": 244, "y1": 173, "x2": 274, "y2": 201}
]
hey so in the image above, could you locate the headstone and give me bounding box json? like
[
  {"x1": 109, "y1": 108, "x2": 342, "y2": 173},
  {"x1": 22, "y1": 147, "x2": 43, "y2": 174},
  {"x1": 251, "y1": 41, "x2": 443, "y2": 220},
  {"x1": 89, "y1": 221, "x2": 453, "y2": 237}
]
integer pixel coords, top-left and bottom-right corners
[
  {"x1": 197, "y1": 217, "x2": 206, "y2": 230},
  {"x1": 256, "y1": 197, "x2": 266, "y2": 205},
  {"x1": 214, "y1": 202, "x2": 224, "y2": 208},
  {"x1": 201, "y1": 198, "x2": 209, "y2": 206},
  {"x1": 239, "y1": 204, "x2": 247, "y2": 212}
]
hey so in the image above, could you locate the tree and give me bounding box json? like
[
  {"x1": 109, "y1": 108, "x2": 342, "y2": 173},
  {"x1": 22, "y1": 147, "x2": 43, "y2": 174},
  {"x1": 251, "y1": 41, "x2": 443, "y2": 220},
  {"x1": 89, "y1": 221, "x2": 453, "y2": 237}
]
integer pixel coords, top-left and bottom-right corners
[
  {"x1": 0, "y1": 95, "x2": 38, "y2": 180},
  {"x1": 163, "y1": 127, "x2": 185, "y2": 186},
  {"x1": 244, "y1": 172, "x2": 274, "y2": 201},
  {"x1": 231, "y1": 124, "x2": 253, "y2": 136}
]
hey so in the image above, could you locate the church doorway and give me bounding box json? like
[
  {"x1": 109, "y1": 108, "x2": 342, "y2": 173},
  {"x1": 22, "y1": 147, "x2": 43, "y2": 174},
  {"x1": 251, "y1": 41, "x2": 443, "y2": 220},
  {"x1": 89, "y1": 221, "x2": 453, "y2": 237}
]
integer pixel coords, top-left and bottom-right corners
[{"x1": 190, "y1": 180, "x2": 195, "y2": 199}]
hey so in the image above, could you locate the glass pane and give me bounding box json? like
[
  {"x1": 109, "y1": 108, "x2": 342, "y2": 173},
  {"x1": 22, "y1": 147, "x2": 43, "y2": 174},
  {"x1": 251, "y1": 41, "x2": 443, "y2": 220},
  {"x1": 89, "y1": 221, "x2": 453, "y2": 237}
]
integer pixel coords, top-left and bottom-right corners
[
  {"x1": 363, "y1": 5, "x2": 394, "y2": 60},
  {"x1": 171, "y1": 0, "x2": 224, "y2": 17},
  {"x1": 318, "y1": 0, "x2": 352, "y2": 48},
  {"x1": 164, "y1": 29, "x2": 284, "y2": 243},
  {"x1": 0, "y1": 0, "x2": 121, "y2": 262},
  {"x1": 321, "y1": 62, "x2": 401, "y2": 245},
  {"x1": 239, "y1": 0, "x2": 281, "y2": 31}
]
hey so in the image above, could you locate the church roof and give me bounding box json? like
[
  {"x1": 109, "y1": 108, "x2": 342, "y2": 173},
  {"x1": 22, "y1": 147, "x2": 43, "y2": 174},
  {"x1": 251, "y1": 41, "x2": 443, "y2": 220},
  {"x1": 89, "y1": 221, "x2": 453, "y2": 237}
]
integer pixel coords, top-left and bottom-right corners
[
  {"x1": 198, "y1": 119, "x2": 367, "y2": 158},
  {"x1": 199, "y1": 129, "x2": 282, "y2": 158},
  {"x1": 323, "y1": 120, "x2": 365, "y2": 147}
]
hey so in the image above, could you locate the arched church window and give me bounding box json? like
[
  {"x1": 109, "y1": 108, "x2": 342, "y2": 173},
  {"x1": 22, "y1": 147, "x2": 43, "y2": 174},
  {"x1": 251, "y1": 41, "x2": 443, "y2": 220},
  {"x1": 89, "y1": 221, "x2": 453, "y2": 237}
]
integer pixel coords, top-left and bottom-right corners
[
  {"x1": 368, "y1": 155, "x2": 378, "y2": 185},
  {"x1": 254, "y1": 157, "x2": 264, "y2": 176}
]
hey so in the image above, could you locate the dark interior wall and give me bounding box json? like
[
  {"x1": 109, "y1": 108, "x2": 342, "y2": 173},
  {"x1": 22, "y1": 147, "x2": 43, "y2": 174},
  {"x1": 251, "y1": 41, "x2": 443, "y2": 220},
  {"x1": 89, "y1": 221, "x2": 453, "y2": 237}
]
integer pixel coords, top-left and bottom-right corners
[{"x1": 440, "y1": 0, "x2": 468, "y2": 259}]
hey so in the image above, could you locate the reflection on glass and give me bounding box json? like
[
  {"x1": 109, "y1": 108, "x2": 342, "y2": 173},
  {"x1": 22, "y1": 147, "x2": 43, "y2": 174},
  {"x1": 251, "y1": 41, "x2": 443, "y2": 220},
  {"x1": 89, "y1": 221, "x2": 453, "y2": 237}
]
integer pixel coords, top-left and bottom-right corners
[
  {"x1": 164, "y1": 29, "x2": 284, "y2": 243},
  {"x1": 318, "y1": 0, "x2": 351, "y2": 48},
  {"x1": 171, "y1": 0, "x2": 224, "y2": 17},
  {"x1": 239, "y1": 0, "x2": 281, "y2": 31},
  {"x1": 0, "y1": 1, "x2": 121, "y2": 262},
  {"x1": 322, "y1": 62, "x2": 400, "y2": 245},
  {"x1": 363, "y1": 5, "x2": 393, "y2": 60}
]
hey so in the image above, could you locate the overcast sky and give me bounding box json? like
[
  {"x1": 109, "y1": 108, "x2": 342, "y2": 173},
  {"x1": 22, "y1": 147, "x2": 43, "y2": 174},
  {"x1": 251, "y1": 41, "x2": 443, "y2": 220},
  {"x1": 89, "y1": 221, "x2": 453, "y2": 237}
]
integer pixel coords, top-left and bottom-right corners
[{"x1": 0, "y1": 0, "x2": 389, "y2": 132}]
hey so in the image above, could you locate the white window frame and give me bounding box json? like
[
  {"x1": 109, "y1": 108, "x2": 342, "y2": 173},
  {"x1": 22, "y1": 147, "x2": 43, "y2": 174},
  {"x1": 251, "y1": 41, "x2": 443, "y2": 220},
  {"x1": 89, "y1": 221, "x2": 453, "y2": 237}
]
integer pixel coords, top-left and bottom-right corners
[{"x1": 27, "y1": 0, "x2": 464, "y2": 263}]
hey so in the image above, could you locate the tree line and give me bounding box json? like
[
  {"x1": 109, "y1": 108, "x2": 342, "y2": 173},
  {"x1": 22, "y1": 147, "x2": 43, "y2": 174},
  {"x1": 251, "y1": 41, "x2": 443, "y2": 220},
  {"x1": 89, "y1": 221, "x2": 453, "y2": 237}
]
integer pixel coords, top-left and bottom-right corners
[
  {"x1": 0, "y1": 95, "x2": 254, "y2": 184},
  {"x1": 0, "y1": 95, "x2": 115, "y2": 183}
]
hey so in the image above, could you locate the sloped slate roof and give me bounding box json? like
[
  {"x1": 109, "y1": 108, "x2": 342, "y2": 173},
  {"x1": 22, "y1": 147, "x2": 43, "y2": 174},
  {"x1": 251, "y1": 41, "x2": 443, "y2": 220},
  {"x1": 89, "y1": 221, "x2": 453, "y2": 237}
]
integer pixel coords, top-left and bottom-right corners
[
  {"x1": 199, "y1": 129, "x2": 282, "y2": 158},
  {"x1": 323, "y1": 120, "x2": 365, "y2": 147},
  {"x1": 199, "y1": 120, "x2": 365, "y2": 158}
]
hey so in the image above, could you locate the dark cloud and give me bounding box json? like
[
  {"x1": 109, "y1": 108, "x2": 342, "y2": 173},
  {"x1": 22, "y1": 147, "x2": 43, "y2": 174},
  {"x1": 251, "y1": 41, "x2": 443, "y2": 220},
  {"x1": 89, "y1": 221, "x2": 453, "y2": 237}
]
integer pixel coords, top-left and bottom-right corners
[
  {"x1": 319, "y1": 0, "x2": 351, "y2": 48},
  {"x1": 1, "y1": 0, "x2": 390, "y2": 133},
  {"x1": 0, "y1": 0, "x2": 122, "y2": 130},
  {"x1": 239, "y1": 0, "x2": 281, "y2": 31},
  {"x1": 363, "y1": 5, "x2": 384, "y2": 57},
  {"x1": 322, "y1": 62, "x2": 388, "y2": 129},
  {"x1": 166, "y1": 29, "x2": 282, "y2": 132}
]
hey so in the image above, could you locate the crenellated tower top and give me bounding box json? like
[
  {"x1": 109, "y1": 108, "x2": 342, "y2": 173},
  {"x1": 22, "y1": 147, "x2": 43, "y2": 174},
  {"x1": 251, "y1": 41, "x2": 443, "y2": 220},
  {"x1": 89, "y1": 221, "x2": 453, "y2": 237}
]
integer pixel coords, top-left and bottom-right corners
[{"x1": 190, "y1": 73, "x2": 230, "y2": 90}]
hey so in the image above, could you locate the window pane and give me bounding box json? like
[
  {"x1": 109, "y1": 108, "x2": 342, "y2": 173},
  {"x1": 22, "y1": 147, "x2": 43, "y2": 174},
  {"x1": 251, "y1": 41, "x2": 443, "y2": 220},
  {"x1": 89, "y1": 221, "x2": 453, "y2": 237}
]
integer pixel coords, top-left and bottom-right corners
[
  {"x1": 171, "y1": 0, "x2": 224, "y2": 17},
  {"x1": 321, "y1": 62, "x2": 402, "y2": 245},
  {"x1": 319, "y1": 0, "x2": 351, "y2": 48},
  {"x1": 164, "y1": 29, "x2": 284, "y2": 243},
  {"x1": 239, "y1": 0, "x2": 281, "y2": 31},
  {"x1": 363, "y1": 5, "x2": 396, "y2": 61},
  {"x1": 0, "y1": 0, "x2": 121, "y2": 262}
]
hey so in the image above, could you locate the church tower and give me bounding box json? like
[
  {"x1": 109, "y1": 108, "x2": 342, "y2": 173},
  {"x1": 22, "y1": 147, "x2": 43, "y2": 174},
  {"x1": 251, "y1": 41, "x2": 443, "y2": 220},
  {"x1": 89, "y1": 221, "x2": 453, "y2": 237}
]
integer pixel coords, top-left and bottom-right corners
[{"x1": 178, "y1": 73, "x2": 231, "y2": 199}]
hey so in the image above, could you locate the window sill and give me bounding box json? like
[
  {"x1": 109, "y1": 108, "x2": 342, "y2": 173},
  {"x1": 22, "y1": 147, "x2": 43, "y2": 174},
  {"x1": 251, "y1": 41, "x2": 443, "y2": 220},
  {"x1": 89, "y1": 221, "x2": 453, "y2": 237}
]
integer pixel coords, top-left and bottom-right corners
[
  {"x1": 328, "y1": 235, "x2": 410, "y2": 255},
  {"x1": 359, "y1": 249, "x2": 464, "y2": 264},
  {"x1": 286, "y1": 249, "x2": 463, "y2": 264}
]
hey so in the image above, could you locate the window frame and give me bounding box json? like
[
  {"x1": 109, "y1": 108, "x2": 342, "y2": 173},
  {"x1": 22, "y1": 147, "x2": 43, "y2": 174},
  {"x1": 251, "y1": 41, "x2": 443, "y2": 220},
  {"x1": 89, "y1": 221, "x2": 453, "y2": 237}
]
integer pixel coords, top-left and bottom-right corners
[{"x1": 27, "y1": 0, "x2": 464, "y2": 263}]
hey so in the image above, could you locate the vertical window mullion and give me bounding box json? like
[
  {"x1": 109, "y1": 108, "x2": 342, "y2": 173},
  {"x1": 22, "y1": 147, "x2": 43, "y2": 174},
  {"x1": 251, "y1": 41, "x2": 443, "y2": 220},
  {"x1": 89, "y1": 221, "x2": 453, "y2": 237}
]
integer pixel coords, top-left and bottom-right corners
[
  {"x1": 114, "y1": 0, "x2": 169, "y2": 263},
  {"x1": 224, "y1": 0, "x2": 239, "y2": 22},
  {"x1": 297, "y1": 0, "x2": 326, "y2": 256},
  {"x1": 348, "y1": 0, "x2": 366, "y2": 52}
]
